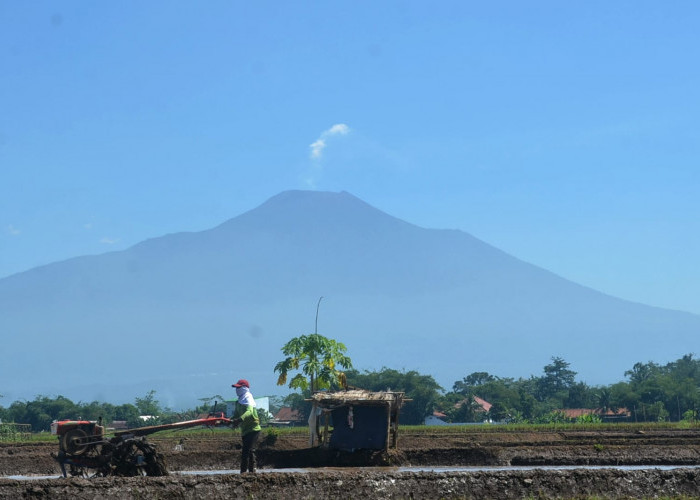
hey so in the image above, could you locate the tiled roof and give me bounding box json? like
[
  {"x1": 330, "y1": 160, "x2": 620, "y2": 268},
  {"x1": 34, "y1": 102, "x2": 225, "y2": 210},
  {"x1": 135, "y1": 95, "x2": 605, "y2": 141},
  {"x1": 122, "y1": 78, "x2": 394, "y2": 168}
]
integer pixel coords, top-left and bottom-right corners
[
  {"x1": 455, "y1": 395, "x2": 492, "y2": 412},
  {"x1": 473, "y1": 396, "x2": 492, "y2": 412},
  {"x1": 274, "y1": 407, "x2": 303, "y2": 422}
]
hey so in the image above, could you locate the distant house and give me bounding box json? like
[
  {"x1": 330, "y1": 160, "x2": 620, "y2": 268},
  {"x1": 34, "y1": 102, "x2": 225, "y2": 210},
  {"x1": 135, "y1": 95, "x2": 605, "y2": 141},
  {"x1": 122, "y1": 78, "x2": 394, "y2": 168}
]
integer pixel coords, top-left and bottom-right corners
[
  {"x1": 109, "y1": 420, "x2": 129, "y2": 431},
  {"x1": 426, "y1": 396, "x2": 494, "y2": 425},
  {"x1": 271, "y1": 406, "x2": 305, "y2": 427},
  {"x1": 424, "y1": 411, "x2": 451, "y2": 426},
  {"x1": 472, "y1": 396, "x2": 492, "y2": 413},
  {"x1": 561, "y1": 408, "x2": 631, "y2": 422}
]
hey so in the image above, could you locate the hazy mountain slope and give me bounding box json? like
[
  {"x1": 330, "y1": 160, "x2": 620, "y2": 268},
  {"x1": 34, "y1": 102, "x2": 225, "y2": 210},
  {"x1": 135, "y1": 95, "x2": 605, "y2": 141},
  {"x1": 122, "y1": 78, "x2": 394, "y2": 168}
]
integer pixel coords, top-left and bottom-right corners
[{"x1": 1, "y1": 190, "x2": 698, "y2": 408}]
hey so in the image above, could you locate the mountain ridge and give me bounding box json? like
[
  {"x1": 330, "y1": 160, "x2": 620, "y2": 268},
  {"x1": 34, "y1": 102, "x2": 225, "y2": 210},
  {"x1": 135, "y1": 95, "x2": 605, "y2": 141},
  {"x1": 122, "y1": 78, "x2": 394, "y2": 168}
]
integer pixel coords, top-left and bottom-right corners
[{"x1": 1, "y1": 190, "x2": 697, "y2": 408}]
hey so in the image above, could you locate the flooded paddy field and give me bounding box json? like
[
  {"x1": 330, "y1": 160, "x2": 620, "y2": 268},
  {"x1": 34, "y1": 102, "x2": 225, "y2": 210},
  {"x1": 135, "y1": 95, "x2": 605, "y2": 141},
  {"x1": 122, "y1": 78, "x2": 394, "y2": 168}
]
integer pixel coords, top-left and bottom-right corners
[{"x1": 1, "y1": 427, "x2": 699, "y2": 498}]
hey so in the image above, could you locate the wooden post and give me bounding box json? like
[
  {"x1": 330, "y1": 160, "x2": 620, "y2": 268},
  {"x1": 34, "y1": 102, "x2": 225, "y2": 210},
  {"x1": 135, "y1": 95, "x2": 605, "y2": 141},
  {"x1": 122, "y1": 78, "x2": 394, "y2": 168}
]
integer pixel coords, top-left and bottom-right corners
[
  {"x1": 322, "y1": 411, "x2": 330, "y2": 448},
  {"x1": 385, "y1": 402, "x2": 391, "y2": 451},
  {"x1": 392, "y1": 404, "x2": 401, "y2": 448}
]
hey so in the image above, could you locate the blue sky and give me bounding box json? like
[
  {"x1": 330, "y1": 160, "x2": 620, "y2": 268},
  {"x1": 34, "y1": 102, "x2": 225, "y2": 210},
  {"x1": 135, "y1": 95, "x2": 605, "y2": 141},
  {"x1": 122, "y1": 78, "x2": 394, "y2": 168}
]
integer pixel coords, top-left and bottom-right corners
[{"x1": 2, "y1": 1, "x2": 699, "y2": 315}]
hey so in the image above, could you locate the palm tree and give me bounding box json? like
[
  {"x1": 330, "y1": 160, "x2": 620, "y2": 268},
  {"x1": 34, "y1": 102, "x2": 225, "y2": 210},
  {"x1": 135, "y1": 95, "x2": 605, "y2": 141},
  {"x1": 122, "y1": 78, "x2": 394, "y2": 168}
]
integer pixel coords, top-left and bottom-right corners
[
  {"x1": 596, "y1": 388, "x2": 618, "y2": 415},
  {"x1": 274, "y1": 333, "x2": 352, "y2": 392},
  {"x1": 275, "y1": 298, "x2": 352, "y2": 392}
]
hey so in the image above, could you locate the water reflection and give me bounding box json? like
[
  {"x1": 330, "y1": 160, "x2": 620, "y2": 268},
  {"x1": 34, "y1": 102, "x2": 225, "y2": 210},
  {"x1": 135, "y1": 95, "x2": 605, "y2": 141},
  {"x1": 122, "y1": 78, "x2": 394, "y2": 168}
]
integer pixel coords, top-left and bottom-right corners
[{"x1": 6, "y1": 464, "x2": 699, "y2": 481}]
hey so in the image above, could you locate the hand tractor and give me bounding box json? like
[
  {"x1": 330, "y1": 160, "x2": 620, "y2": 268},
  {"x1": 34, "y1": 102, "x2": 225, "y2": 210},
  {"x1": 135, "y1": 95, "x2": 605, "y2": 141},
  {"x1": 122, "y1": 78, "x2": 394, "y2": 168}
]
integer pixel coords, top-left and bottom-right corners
[{"x1": 51, "y1": 411, "x2": 232, "y2": 477}]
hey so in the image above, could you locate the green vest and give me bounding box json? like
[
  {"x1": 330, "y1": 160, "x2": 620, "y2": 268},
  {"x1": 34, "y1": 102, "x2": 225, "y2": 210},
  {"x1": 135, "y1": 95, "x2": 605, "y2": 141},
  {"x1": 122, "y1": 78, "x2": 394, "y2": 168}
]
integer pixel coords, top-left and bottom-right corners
[{"x1": 234, "y1": 403, "x2": 261, "y2": 435}]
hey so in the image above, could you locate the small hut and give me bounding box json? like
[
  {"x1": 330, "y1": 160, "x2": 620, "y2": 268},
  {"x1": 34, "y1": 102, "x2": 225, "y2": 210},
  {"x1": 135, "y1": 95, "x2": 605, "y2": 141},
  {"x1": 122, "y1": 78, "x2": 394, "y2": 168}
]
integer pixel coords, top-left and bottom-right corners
[{"x1": 308, "y1": 389, "x2": 407, "y2": 451}]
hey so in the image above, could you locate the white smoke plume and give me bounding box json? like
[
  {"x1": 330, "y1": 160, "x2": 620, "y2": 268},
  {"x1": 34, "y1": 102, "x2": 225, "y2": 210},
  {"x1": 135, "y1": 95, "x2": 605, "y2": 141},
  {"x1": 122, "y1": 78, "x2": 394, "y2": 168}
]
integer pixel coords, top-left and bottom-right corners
[{"x1": 309, "y1": 123, "x2": 350, "y2": 159}]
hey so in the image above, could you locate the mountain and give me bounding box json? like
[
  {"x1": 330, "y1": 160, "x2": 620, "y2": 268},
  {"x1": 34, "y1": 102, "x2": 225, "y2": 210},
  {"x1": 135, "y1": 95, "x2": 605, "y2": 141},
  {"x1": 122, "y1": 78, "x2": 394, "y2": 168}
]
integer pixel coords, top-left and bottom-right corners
[{"x1": 1, "y1": 190, "x2": 698, "y2": 409}]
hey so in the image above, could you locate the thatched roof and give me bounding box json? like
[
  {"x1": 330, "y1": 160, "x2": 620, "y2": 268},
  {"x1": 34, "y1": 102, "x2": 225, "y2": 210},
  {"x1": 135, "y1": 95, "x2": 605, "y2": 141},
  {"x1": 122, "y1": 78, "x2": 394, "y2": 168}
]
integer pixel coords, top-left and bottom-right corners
[{"x1": 309, "y1": 389, "x2": 406, "y2": 407}]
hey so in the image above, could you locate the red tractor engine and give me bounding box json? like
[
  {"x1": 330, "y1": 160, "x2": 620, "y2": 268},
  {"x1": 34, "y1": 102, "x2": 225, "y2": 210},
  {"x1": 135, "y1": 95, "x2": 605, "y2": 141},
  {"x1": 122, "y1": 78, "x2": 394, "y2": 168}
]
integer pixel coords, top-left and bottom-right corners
[{"x1": 51, "y1": 420, "x2": 105, "y2": 455}]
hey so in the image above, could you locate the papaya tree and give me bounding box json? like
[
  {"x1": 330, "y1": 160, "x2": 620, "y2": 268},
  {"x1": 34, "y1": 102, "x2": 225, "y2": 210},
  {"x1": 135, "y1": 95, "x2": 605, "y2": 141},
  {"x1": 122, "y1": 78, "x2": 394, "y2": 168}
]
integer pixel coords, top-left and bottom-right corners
[{"x1": 274, "y1": 333, "x2": 352, "y2": 392}]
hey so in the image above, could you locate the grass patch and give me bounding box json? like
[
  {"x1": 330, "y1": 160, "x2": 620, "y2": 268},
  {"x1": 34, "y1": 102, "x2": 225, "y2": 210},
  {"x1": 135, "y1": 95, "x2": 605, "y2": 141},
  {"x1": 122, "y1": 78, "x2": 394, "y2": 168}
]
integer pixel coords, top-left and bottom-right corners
[
  {"x1": 0, "y1": 423, "x2": 31, "y2": 442},
  {"x1": 399, "y1": 421, "x2": 697, "y2": 434}
]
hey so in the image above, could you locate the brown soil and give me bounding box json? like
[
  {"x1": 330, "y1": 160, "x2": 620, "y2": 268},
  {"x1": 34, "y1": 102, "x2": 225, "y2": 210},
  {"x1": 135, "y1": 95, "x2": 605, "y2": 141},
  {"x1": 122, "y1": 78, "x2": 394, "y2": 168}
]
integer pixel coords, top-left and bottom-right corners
[{"x1": 1, "y1": 428, "x2": 699, "y2": 499}]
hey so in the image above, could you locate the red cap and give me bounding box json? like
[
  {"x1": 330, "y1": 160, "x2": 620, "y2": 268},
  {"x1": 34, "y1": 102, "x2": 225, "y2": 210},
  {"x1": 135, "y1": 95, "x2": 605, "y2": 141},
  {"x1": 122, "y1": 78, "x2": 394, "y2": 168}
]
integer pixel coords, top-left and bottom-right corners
[{"x1": 232, "y1": 379, "x2": 250, "y2": 388}]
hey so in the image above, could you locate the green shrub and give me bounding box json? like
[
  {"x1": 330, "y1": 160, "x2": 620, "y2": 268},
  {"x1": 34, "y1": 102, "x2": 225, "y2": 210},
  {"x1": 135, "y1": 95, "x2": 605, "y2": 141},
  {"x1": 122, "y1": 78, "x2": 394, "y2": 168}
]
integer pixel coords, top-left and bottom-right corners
[
  {"x1": 576, "y1": 413, "x2": 602, "y2": 424},
  {"x1": 263, "y1": 427, "x2": 279, "y2": 446},
  {"x1": 0, "y1": 423, "x2": 30, "y2": 442},
  {"x1": 681, "y1": 409, "x2": 697, "y2": 423}
]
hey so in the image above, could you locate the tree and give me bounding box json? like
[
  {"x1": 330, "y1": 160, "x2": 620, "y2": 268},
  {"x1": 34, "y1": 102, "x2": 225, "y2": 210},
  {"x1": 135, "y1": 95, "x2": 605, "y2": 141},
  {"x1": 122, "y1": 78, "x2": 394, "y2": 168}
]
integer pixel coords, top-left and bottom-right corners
[
  {"x1": 596, "y1": 387, "x2": 615, "y2": 414},
  {"x1": 536, "y1": 357, "x2": 577, "y2": 403},
  {"x1": 487, "y1": 401, "x2": 510, "y2": 422},
  {"x1": 668, "y1": 354, "x2": 698, "y2": 382},
  {"x1": 4, "y1": 395, "x2": 78, "y2": 431},
  {"x1": 453, "y1": 372, "x2": 495, "y2": 394},
  {"x1": 345, "y1": 368, "x2": 443, "y2": 425},
  {"x1": 518, "y1": 386, "x2": 538, "y2": 420},
  {"x1": 446, "y1": 395, "x2": 483, "y2": 423},
  {"x1": 78, "y1": 401, "x2": 116, "y2": 423},
  {"x1": 114, "y1": 403, "x2": 142, "y2": 428},
  {"x1": 625, "y1": 361, "x2": 657, "y2": 386},
  {"x1": 565, "y1": 382, "x2": 594, "y2": 409},
  {"x1": 196, "y1": 395, "x2": 225, "y2": 413},
  {"x1": 274, "y1": 333, "x2": 352, "y2": 392},
  {"x1": 267, "y1": 395, "x2": 285, "y2": 417},
  {"x1": 134, "y1": 390, "x2": 158, "y2": 415},
  {"x1": 647, "y1": 401, "x2": 669, "y2": 421},
  {"x1": 275, "y1": 298, "x2": 353, "y2": 393}
]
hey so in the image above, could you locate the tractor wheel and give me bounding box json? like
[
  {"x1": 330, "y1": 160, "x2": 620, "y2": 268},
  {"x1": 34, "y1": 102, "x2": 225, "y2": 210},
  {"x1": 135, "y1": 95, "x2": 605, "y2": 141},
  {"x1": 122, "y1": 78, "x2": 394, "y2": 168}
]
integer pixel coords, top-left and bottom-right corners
[
  {"x1": 111, "y1": 440, "x2": 146, "y2": 476},
  {"x1": 60, "y1": 428, "x2": 88, "y2": 456},
  {"x1": 110, "y1": 439, "x2": 169, "y2": 476},
  {"x1": 140, "y1": 442, "x2": 168, "y2": 476}
]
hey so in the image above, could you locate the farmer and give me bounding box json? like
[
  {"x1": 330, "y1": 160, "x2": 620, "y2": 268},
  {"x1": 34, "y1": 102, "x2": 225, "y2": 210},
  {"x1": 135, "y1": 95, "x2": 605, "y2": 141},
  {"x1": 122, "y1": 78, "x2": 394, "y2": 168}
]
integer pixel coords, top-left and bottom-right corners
[{"x1": 231, "y1": 379, "x2": 261, "y2": 473}]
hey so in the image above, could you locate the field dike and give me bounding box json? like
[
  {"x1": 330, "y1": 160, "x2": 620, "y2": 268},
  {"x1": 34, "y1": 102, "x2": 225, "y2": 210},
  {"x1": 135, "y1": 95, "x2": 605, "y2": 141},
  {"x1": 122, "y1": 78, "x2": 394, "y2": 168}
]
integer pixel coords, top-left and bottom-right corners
[{"x1": 1, "y1": 469, "x2": 700, "y2": 499}]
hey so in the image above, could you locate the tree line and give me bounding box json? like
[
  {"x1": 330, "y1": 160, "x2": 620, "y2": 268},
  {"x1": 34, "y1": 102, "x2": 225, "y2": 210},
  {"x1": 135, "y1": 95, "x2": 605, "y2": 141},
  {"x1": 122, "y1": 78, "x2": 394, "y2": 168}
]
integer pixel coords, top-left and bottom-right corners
[
  {"x1": 438, "y1": 354, "x2": 700, "y2": 424},
  {"x1": 3, "y1": 352, "x2": 699, "y2": 431},
  {"x1": 274, "y1": 340, "x2": 699, "y2": 425},
  {"x1": 0, "y1": 390, "x2": 227, "y2": 432},
  {"x1": 272, "y1": 329, "x2": 699, "y2": 425}
]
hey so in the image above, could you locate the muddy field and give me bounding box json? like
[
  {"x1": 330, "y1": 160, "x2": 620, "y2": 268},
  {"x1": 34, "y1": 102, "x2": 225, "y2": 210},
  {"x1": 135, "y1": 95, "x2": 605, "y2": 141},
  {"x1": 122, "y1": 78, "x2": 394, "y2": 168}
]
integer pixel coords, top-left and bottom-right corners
[{"x1": 1, "y1": 427, "x2": 699, "y2": 498}]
